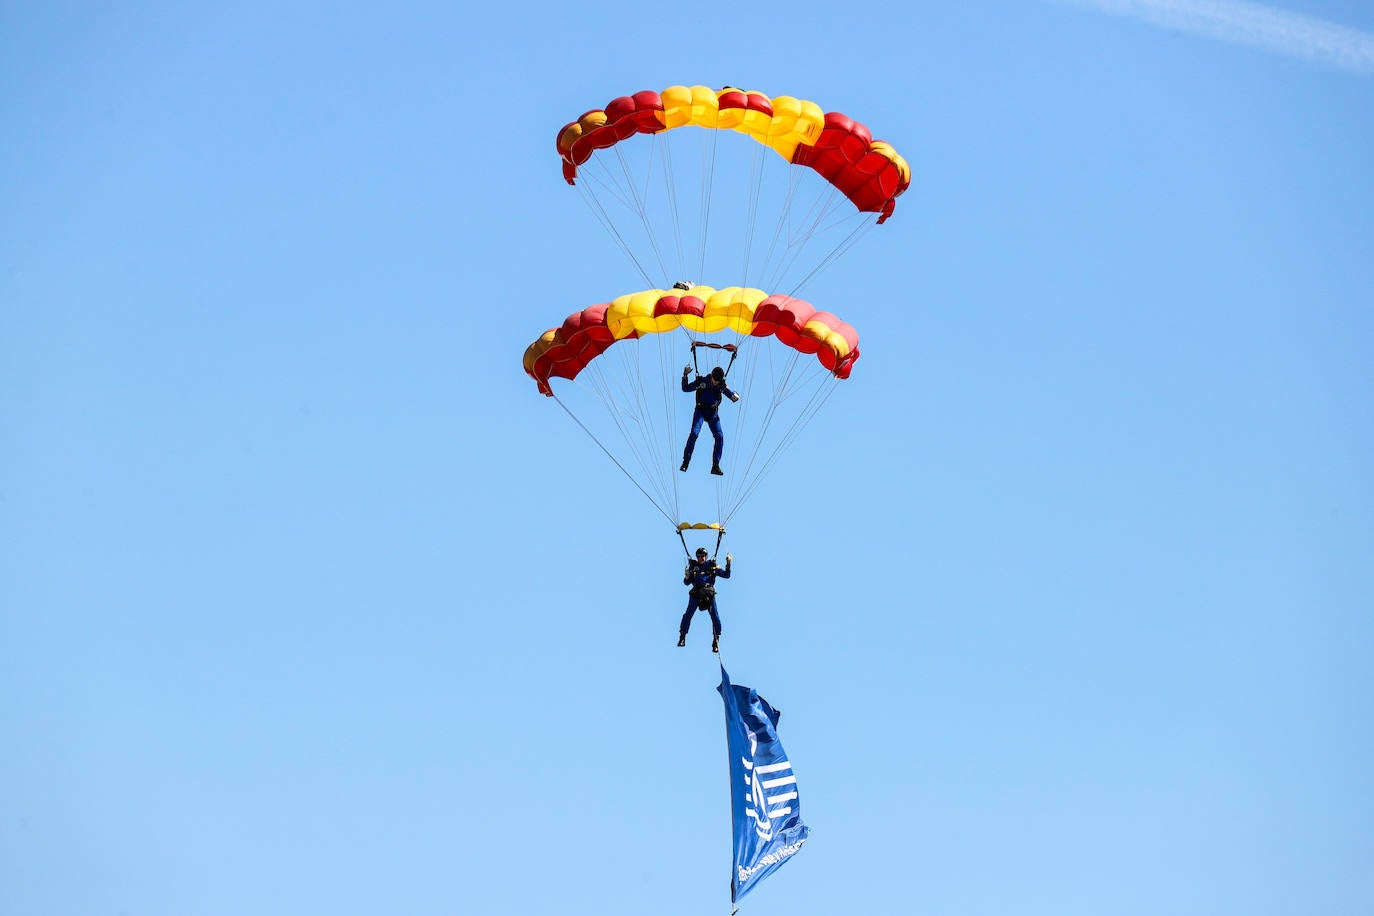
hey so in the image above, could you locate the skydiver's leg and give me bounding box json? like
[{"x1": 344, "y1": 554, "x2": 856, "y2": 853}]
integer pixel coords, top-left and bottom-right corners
[
  {"x1": 707, "y1": 600, "x2": 722, "y2": 637},
  {"x1": 682, "y1": 409, "x2": 706, "y2": 469},
  {"x1": 707, "y1": 414, "x2": 725, "y2": 469},
  {"x1": 679, "y1": 596, "x2": 699, "y2": 638}
]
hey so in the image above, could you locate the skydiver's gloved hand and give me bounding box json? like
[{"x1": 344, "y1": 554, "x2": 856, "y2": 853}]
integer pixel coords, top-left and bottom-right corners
[
  {"x1": 725, "y1": 553, "x2": 733, "y2": 569},
  {"x1": 683, "y1": 366, "x2": 691, "y2": 377}
]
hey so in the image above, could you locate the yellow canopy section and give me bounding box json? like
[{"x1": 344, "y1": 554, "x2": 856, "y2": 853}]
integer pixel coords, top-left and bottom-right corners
[
  {"x1": 605, "y1": 286, "x2": 766, "y2": 339},
  {"x1": 656, "y1": 85, "x2": 825, "y2": 161}
]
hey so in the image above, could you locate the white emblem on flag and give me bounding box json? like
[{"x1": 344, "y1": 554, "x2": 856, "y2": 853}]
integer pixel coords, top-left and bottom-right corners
[{"x1": 741, "y1": 729, "x2": 798, "y2": 841}]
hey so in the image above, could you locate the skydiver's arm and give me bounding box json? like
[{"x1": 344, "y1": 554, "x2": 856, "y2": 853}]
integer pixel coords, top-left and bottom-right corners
[
  {"x1": 716, "y1": 564, "x2": 731, "y2": 579},
  {"x1": 681, "y1": 374, "x2": 697, "y2": 393},
  {"x1": 725, "y1": 386, "x2": 740, "y2": 403}
]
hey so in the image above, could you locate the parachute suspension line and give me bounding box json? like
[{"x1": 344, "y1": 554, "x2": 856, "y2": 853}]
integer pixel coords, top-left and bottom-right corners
[
  {"x1": 624, "y1": 336, "x2": 675, "y2": 518},
  {"x1": 604, "y1": 355, "x2": 666, "y2": 506},
  {"x1": 719, "y1": 344, "x2": 796, "y2": 520},
  {"x1": 769, "y1": 338, "x2": 819, "y2": 405},
  {"x1": 740, "y1": 144, "x2": 769, "y2": 288},
  {"x1": 719, "y1": 346, "x2": 841, "y2": 524},
  {"x1": 740, "y1": 171, "x2": 873, "y2": 297},
  {"x1": 756, "y1": 171, "x2": 807, "y2": 293},
  {"x1": 576, "y1": 156, "x2": 639, "y2": 212},
  {"x1": 785, "y1": 216, "x2": 876, "y2": 298},
  {"x1": 638, "y1": 132, "x2": 660, "y2": 218},
  {"x1": 650, "y1": 335, "x2": 685, "y2": 519},
  {"x1": 594, "y1": 342, "x2": 681, "y2": 521},
  {"x1": 580, "y1": 357, "x2": 677, "y2": 520},
  {"x1": 696, "y1": 127, "x2": 721, "y2": 285},
  {"x1": 576, "y1": 183, "x2": 657, "y2": 289},
  {"x1": 656, "y1": 328, "x2": 685, "y2": 518},
  {"x1": 716, "y1": 329, "x2": 777, "y2": 525},
  {"x1": 729, "y1": 374, "x2": 840, "y2": 519},
  {"x1": 736, "y1": 387, "x2": 829, "y2": 513},
  {"x1": 550, "y1": 392, "x2": 678, "y2": 529},
  {"x1": 656, "y1": 134, "x2": 689, "y2": 285},
  {"x1": 731, "y1": 328, "x2": 778, "y2": 466},
  {"x1": 614, "y1": 142, "x2": 674, "y2": 286},
  {"x1": 763, "y1": 184, "x2": 842, "y2": 294}
]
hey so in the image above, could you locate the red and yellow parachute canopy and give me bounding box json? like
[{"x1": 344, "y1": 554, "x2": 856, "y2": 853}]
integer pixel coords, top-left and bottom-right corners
[
  {"x1": 557, "y1": 85, "x2": 911, "y2": 224},
  {"x1": 523, "y1": 286, "x2": 860, "y2": 396}
]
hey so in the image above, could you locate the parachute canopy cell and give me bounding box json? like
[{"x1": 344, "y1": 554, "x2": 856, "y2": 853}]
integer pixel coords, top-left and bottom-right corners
[
  {"x1": 556, "y1": 85, "x2": 911, "y2": 223},
  {"x1": 522, "y1": 286, "x2": 860, "y2": 396}
]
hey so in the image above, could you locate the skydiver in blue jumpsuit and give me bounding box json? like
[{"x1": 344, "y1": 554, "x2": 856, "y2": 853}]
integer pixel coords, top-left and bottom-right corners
[
  {"x1": 680, "y1": 365, "x2": 740, "y2": 476},
  {"x1": 679, "y1": 547, "x2": 732, "y2": 652}
]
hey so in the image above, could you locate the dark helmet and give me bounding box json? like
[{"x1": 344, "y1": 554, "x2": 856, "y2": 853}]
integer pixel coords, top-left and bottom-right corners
[
  {"x1": 710, "y1": 366, "x2": 725, "y2": 382},
  {"x1": 696, "y1": 547, "x2": 709, "y2": 558}
]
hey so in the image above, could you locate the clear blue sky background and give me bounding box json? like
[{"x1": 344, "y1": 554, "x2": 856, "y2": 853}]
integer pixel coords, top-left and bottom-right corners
[{"x1": 3, "y1": 2, "x2": 1371, "y2": 914}]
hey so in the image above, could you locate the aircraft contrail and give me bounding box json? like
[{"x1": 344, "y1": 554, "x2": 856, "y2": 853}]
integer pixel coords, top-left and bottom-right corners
[{"x1": 1066, "y1": 0, "x2": 1374, "y2": 73}]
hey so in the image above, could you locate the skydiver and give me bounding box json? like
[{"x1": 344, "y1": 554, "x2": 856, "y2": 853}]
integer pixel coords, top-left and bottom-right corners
[
  {"x1": 680, "y1": 365, "x2": 740, "y2": 476},
  {"x1": 679, "y1": 547, "x2": 732, "y2": 652}
]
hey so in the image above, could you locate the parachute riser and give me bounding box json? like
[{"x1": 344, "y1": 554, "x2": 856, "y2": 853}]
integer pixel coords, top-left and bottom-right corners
[{"x1": 690, "y1": 340, "x2": 739, "y2": 381}]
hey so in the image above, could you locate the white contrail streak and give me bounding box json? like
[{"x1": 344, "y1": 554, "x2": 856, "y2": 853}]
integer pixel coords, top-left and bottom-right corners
[{"x1": 1067, "y1": 0, "x2": 1374, "y2": 73}]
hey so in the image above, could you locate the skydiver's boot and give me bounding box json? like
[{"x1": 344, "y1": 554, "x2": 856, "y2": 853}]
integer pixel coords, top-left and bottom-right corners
[
  {"x1": 678, "y1": 635, "x2": 687, "y2": 647},
  {"x1": 711, "y1": 634, "x2": 720, "y2": 653},
  {"x1": 711, "y1": 464, "x2": 724, "y2": 476},
  {"x1": 680, "y1": 461, "x2": 689, "y2": 472}
]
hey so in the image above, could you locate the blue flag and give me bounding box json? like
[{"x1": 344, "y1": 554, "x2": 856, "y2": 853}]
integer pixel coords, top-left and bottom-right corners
[{"x1": 718, "y1": 664, "x2": 810, "y2": 904}]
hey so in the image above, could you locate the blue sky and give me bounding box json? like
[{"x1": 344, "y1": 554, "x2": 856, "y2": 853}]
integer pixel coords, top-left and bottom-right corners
[{"x1": 3, "y1": 2, "x2": 1371, "y2": 914}]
